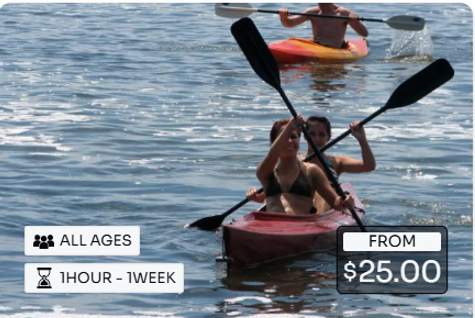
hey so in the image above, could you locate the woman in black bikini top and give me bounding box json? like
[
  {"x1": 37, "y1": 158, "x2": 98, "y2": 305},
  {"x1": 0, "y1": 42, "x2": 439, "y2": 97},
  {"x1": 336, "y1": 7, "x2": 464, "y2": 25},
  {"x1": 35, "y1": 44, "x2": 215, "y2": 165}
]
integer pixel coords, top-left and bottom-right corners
[{"x1": 255, "y1": 115, "x2": 354, "y2": 216}]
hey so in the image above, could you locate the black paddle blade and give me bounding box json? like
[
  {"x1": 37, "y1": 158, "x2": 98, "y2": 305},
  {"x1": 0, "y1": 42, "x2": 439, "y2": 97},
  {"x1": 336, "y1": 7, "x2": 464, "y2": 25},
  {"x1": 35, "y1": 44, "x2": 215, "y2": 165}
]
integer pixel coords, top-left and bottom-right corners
[
  {"x1": 386, "y1": 59, "x2": 454, "y2": 110},
  {"x1": 187, "y1": 214, "x2": 225, "y2": 231},
  {"x1": 231, "y1": 18, "x2": 281, "y2": 90}
]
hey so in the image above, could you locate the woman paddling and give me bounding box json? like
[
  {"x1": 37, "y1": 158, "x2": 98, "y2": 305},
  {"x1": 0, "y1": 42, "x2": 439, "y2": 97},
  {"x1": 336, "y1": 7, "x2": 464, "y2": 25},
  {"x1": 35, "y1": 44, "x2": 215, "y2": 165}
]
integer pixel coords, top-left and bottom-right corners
[
  {"x1": 253, "y1": 115, "x2": 353, "y2": 215},
  {"x1": 304, "y1": 116, "x2": 375, "y2": 212},
  {"x1": 247, "y1": 115, "x2": 374, "y2": 214}
]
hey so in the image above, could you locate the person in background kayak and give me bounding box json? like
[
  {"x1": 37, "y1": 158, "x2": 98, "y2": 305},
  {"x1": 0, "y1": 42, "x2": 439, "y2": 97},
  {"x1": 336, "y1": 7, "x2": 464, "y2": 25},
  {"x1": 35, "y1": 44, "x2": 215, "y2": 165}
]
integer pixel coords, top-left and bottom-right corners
[
  {"x1": 252, "y1": 115, "x2": 354, "y2": 215},
  {"x1": 304, "y1": 116, "x2": 376, "y2": 212},
  {"x1": 278, "y1": 3, "x2": 368, "y2": 49},
  {"x1": 247, "y1": 116, "x2": 375, "y2": 214}
]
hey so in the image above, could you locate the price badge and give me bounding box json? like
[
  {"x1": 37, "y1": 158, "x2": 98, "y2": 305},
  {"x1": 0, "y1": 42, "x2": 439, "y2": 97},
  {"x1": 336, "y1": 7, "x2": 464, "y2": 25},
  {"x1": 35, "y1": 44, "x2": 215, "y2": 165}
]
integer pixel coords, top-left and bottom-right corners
[{"x1": 336, "y1": 226, "x2": 447, "y2": 294}]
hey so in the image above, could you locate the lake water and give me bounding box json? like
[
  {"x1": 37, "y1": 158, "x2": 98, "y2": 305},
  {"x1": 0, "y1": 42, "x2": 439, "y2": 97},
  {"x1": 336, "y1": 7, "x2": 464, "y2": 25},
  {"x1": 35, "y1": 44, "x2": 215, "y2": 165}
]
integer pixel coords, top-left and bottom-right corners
[{"x1": 0, "y1": 3, "x2": 472, "y2": 318}]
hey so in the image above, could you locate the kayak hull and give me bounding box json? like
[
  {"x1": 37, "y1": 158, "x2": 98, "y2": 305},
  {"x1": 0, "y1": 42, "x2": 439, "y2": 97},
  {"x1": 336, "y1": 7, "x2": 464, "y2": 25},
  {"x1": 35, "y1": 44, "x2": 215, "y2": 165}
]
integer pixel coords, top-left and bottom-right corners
[
  {"x1": 220, "y1": 183, "x2": 364, "y2": 271},
  {"x1": 269, "y1": 38, "x2": 369, "y2": 64}
]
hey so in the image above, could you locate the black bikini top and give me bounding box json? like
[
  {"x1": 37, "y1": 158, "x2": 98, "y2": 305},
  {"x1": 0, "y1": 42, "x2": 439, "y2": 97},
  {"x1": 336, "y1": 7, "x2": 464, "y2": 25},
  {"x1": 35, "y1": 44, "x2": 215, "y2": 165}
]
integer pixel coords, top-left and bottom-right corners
[{"x1": 264, "y1": 162, "x2": 313, "y2": 198}]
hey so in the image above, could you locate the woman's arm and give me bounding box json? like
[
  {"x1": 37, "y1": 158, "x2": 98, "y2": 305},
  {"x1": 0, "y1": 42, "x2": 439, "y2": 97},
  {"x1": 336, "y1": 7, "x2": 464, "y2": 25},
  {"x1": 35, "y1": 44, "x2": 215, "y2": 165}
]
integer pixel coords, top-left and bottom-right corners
[
  {"x1": 307, "y1": 164, "x2": 339, "y2": 209},
  {"x1": 308, "y1": 164, "x2": 354, "y2": 211},
  {"x1": 338, "y1": 121, "x2": 376, "y2": 173},
  {"x1": 256, "y1": 116, "x2": 303, "y2": 184}
]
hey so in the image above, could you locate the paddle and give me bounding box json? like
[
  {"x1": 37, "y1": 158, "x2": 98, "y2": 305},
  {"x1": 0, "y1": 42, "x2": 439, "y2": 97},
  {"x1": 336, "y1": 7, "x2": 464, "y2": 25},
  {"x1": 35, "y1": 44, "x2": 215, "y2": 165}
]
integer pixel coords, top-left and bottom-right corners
[
  {"x1": 215, "y1": 3, "x2": 425, "y2": 31},
  {"x1": 187, "y1": 29, "x2": 454, "y2": 233},
  {"x1": 230, "y1": 17, "x2": 371, "y2": 232}
]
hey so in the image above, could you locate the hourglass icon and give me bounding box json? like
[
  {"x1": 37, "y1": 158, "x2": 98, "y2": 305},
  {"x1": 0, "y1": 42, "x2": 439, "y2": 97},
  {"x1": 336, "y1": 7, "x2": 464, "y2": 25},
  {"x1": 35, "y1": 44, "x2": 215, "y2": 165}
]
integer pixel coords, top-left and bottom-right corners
[{"x1": 37, "y1": 267, "x2": 52, "y2": 289}]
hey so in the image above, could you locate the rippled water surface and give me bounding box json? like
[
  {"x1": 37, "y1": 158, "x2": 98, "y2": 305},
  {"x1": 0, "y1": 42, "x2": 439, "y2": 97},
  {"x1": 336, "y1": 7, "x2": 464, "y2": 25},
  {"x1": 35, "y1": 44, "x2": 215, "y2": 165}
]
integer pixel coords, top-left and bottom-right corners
[{"x1": 0, "y1": 3, "x2": 472, "y2": 318}]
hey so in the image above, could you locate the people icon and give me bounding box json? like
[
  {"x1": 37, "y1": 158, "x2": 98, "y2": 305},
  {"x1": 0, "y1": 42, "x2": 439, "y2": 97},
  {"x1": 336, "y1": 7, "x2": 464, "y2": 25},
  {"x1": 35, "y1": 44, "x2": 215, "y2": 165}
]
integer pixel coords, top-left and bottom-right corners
[
  {"x1": 34, "y1": 234, "x2": 54, "y2": 249},
  {"x1": 33, "y1": 235, "x2": 41, "y2": 247},
  {"x1": 47, "y1": 235, "x2": 54, "y2": 247},
  {"x1": 39, "y1": 236, "x2": 48, "y2": 249},
  {"x1": 37, "y1": 267, "x2": 52, "y2": 289}
]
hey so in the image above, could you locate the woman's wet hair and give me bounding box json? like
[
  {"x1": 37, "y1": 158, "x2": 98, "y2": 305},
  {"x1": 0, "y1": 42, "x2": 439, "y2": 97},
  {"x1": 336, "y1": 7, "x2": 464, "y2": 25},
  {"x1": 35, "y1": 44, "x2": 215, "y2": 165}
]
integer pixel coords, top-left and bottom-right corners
[
  {"x1": 305, "y1": 115, "x2": 331, "y2": 138},
  {"x1": 270, "y1": 118, "x2": 301, "y2": 143}
]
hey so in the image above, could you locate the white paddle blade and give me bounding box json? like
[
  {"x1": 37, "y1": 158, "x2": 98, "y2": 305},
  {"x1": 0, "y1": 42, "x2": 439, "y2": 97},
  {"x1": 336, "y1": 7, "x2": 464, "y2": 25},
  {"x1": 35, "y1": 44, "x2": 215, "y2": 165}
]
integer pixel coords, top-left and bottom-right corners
[
  {"x1": 386, "y1": 15, "x2": 426, "y2": 31},
  {"x1": 215, "y1": 3, "x2": 257, "y2": 19}
]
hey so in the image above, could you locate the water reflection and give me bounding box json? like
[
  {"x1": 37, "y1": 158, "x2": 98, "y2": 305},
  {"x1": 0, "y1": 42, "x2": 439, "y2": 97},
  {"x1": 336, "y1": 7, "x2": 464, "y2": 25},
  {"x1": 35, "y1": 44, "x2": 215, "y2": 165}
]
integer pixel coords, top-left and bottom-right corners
[
  {"x1": 279, "y1": 63, "x2": 368, "y2": 109},
  {"x1": 280, "y1": 63, "x2": 354, "y2": 93},
  {"x1": 215, "y1": 254, "x2": 343, "y2": 315}
]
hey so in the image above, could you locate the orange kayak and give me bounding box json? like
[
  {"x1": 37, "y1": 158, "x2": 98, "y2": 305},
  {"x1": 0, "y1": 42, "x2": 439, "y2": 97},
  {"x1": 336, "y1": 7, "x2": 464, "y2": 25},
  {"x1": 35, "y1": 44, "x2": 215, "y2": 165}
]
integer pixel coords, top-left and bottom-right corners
[
  {"x1": 269, "y1": 38, "x2": 369, "y2": 64},
  {"x1": 219, "y1": 183, "x2": 365, "y2": 271}
]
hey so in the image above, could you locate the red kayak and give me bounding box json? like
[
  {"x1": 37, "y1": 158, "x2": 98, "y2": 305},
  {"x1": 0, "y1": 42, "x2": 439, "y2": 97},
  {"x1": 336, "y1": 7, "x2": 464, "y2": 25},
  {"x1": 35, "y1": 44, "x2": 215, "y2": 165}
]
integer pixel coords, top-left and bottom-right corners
[{"x1": 218, "y1": 183, "x2": 364, "y2": 271}]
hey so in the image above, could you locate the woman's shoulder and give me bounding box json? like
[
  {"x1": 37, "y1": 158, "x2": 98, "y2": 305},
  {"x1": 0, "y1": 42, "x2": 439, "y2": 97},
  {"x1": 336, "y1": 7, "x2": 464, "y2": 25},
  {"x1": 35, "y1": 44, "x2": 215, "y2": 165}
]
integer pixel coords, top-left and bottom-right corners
[
  {"x1": 302, "y1": 161, "x2": 323, "y2": 176},
  {"x1": 327, "y1": 154, "x2": 339, "y2": 164}
]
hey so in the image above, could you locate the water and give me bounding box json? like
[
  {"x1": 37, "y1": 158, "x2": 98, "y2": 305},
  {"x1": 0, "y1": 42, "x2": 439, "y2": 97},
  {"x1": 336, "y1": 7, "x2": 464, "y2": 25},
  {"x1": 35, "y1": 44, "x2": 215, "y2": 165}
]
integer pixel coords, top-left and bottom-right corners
[
  {"x1": 0, "y1": 3, "x2": 472, "y2": 317},
  {"x1": 386, "y1": 28, "x2": 434, "y2": 60}
]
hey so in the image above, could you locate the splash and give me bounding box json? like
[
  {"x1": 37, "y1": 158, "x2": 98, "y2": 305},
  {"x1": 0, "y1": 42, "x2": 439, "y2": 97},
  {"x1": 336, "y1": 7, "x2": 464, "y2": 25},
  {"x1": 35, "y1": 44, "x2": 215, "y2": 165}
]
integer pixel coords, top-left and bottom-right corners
[{"x1": 386, "y1": 27, "x2": 433, "y2": 62}]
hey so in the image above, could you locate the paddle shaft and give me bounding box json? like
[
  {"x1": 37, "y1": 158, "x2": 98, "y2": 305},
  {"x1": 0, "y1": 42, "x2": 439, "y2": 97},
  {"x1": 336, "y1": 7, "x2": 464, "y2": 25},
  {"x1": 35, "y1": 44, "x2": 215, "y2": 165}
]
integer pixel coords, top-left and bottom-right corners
[
  {"x1": 222, "y1": 197, "x2": 251, "y2": 218},
  {"x1": 217, "y1": 4, "x2": 425, "y2": 31},
  {"x1": 319, "y1": 106, "x2": 386, "y2": 154},
  {"x1": 257, "y1": 8, "x2": 384, "y2": 23},
  {"x1": 305, "y1": 109, "x2": 384, "y2": 162},
  {"x1": 276, "y1": 87, "x2": 366, "y2": 232}
]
